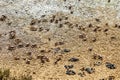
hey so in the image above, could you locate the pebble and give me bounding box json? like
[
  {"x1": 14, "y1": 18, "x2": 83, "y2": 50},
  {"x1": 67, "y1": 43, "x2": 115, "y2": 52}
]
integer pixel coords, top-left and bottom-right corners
[
  {"x1": 114, "y1": 24, "x2": 118, "y2": 27},
  {"x1": 99, "y1": 78, "x2": 105, "y2": 80},
  {"x1": 63, "y1": 0, "x2": 66, "y2": 2},
  {"x1": 111, "y1": 36, "x2": 116, "y2": 40},
  {"x1": 79, "y1": 34, "x2": 86, "y2": 39},
  {"x1": 14, "y1": 39, "x2": 22, "y2": 45},
  {"x1": 92, "y1": 38, "x2": 97, "y2": 42},
  {"x1": 68, "y1": 58, "x2": 79, "y2": 62},
  {"x1": 41, "y1": 15, "x2": 46, "y2": 18},
  {"x1": 40, "y1": 50, "x2": 46, "y2": 53},
  {"x1": 25, "y1": 43, "x2": 30, "y2": 47},
  {"x1": 63, "y1": 49, "x2": 71, "y2": 53},
  {"x1": 82, "y1": 38, "x2": 87, "y2": 41},
  {"x1": 8, "y1": 45, "x2": 15, "y2": 51},
  {"x1": 53, "y1": 47, "x2": 61, "y2": 53},
  {"x1": 42, "y1": 19, "x2": 48, "y2": 22},
  {"x1": 94, "y1": 61, "x2": 102, "y2": 66},
  {"x1": 26, "y1": 52, "x2": 32, "y2": 56},
  {"x1": 85, "y1": 67, "x2": 95, "y2": 74},
  {"x1": 93, "y1": 27, "x2": 100, "y2": 32},
  {"x1": 106, "y1": 62, "x2": 116, "y2": 69},
  {"x1": 0, "y1": 47, "x2": 2, "y2": 50},
  {"x1": 64, "y1": 65, "x2": 74, "y2": 70},
  {"x1": 17, "y1": 43, "x2": 24, "y2": 48},
  {"x1": 30, "y1": 26, "x2": 37, "y2": 31},
  {"x1": 31, "y1": 44, "x2": 37, "y2": 48},
  {"x1": 58, "y1": 24, "x2": 63, "y2": 28},
  {"x1": 108, "y1": 76, "x2": 115, "y2": 80},
  {"x1": 28, "y1": 56, "x2": 33, "y2": 60},
  {"x1": 108, "y1": 0, "x2": 111, "y2": 3},
  {"x1": 88, "y1": 47, "x2": 93, "y2": 51},
  {"x1": 50, "y1": 19, "x2": 54, "y2": 23},
  {"x1": 95, "y1": 18, "x2": 100, "y2": 22},
  {"x1": 54, "y1": 58, "x2": 61, "y2": 65},
  {"x1": 70, "y1": 11, "x2": 73, "y2": 14},
  {"x1": 30, "y1": 19, "x2": 37, "y2": 25},
  {"x1": 55, "y1": 42, "x2": 64, "y2": 46},
  {"x1": 39, "y1": 27, "x2": 43, "y2": 32},
  {"x1": 103, "y1": 29, "x2": 108, "y2": 32},
  {"x1": 38, "y1": 56, "x2": 49, "y2": 63},
  {"x1": 66, "y1": 70, "x2": 76, "y2": 75},
  {"x1": 55, "y1": 20, "x2": 58, "y2": 24},
  {"x1": 0, "y1": 15, "x2": 7, "y2": 21},
  {"x1": 9, "y1": 31, "x2": 16, "y2": 39},
  {"x1": 14, "y1": 57, "x2": 20, "y2": 60},
  {"x1": 88, "y1": 23, "x2": 93, "y2": 28},
  {"x1": 93, "y1": 54, "x2": 103, "y2": 60},
  {"x1": 78, "y1": 72, "x2": 86, "y2": 77},
  {"x1": 33, "y1": 72, "x2": 36, "y2": 74},
  {"x1": 26, "y1": 60, "x2": 30, "y2": 64}
]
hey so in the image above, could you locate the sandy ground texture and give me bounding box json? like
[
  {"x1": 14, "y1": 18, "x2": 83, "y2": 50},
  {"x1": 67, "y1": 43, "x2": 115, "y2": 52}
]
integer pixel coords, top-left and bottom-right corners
[{"x1": 0, "y1": 0, "x2": 120, "y2": 80}]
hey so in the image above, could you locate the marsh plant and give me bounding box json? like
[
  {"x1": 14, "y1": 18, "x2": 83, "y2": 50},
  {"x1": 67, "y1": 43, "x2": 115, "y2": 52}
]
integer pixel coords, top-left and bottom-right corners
[{"x1": 0, "y1": 68, "x2": 32, "y2": 80}]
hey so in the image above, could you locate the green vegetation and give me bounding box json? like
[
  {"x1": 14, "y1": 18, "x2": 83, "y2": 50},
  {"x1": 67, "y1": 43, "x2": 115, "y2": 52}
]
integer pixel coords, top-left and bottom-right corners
[
  {"x1": 0, "y1": 68, "x2": 32, "y2": 80},
  {"x1": 20, "y1": 75, "x2": 32, "y2": 80},
  {"x1": 0, "y1": 69, "x2": 10, "y2": 80}
]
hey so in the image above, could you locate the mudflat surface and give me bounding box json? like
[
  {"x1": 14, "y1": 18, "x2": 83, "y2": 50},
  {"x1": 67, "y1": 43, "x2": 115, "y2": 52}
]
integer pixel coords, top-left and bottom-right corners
[{"x1": 0, "y1": 0, "x2": 120, "y2": 80}]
